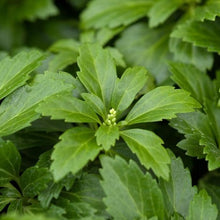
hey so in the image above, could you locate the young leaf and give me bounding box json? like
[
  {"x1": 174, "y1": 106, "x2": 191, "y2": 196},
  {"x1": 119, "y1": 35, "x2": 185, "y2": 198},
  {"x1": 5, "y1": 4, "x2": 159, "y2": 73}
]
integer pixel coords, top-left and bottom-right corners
[
  {"x1": 169, "y1": 62, "x2": 216, "y2": 104},
  {"x1": 171, "y1": 20, "x2": 220, "y2": 53},
  {"x1": 159, "y1": 153, "x2": 197, "y2": 218},
  {"x1": 186, "y1": 190, "x2": 218, "y2": 220},
  {"x1": 82, "y1": 93, "x2": 106, "y2": 119},
  {"x1": 51, "y1": 127, "x2": 102, "y2": 181},
  {"x1": 116, "y1": 22, "x2": 173, "y2": 84},
  {"x1": 81, "y1": 0, "x2": 153, "y2": 29},
  {"x1": 111, "y1": 66, "x2": 148, "y2": 116},
  {"x1": 0, "y1": 71, "x2": 74, "y2": 137},
  {"x1": 148, "y1": 0, "x2": 184, "y2": 27},
  {"x1": 77, "y1": 43, "x2": 117, "y2": 108},
  {"x1": 37, "y1": 93, "x2": 101, "y2": 123},
  {"x1": 20, "y1": 167, "x2": 52, "y2": 198},
  {"x1": 0, "y1": 50, "x2": 44, "y2": 100},
  {"x1": 120, "y1": 129, "x2": 170, "y2": 180},
  {"x1": 95, "y1": 125, "x2": 119, "y2": 151},
  {"x1": 169, "y1": 38, "x2": 213, "y2": 71},
  {"x1": 0, "y1": 139, "x2": 21, "y2": 185},
  {"x1": 125, "y1": 86, "x2": 201, "y2": 125},
  {"x1": 100, "y1": 155, "x2": 165, "y2": 220}
]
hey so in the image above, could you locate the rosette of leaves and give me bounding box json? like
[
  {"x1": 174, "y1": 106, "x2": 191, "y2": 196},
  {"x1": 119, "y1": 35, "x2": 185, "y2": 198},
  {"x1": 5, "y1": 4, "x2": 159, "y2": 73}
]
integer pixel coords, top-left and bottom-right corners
[{"x1": 37, "y1": 43, "x2": 200, "y2": 181}]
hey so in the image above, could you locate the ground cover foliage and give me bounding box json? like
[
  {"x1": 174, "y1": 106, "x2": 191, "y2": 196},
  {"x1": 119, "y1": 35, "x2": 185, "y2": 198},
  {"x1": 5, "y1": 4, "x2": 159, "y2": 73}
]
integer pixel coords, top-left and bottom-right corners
[{"x1": 0, "y1": 0, "x2": 220, "y2": 219}]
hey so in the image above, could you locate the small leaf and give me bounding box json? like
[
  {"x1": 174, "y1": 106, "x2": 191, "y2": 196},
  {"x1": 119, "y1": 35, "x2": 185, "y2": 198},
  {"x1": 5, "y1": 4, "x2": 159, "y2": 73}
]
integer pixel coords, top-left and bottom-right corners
[
  {"x1": 95, "y1": 125, "x2": 119, "y2": 151},
  {"x1": 111, "y1": 66, "x2": 148, "y2": 116},
  {"x1": 37, "y1": 93, "x2": 100, "y2": 123},
  {"x1": 186, "y1": 190, "x2": 218, "y2": 220},
  {"x1": 120, "y1": 129, "x2": 170, "y2": 180},
  {"x1": 20, "y1": 167, "x2": 52, "y2": 198},
  {"x1": 100, "y1": 155, "x2": 165, "y2": 220},
  {"x1": 0, "y1": 50, "x2": 44, "y2": 100},
  {"x1": 126, "y1": 86, "x2": 201, "y2": 125},
  {"x1": 51, "y1": 127, "x2": 102, "y2": 181},
  {"x1": 0, "y1": 139, "x2": 21, "y2": 185},
  {"x1": 159, "y1": 153, "x2": 197, "y2": 217},
  {"x1": 81, "y1": 0, "x2": 153, "y2": 29},
  {"x1": 77, "y1": 43, "x2": 117, "y2": 109}
]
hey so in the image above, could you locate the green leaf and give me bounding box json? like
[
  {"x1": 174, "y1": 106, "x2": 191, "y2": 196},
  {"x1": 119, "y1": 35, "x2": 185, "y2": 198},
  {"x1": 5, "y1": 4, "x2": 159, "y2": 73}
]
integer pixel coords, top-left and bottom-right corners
[
  {"x1": 193, "y1": 0, "x2": 220, "y2": 21},
  {"x1": 125, "y1": 86, "x2": 201, "y2": 125},
  {"x1": 120, "y1": 129, "x2": 170, "y2": 180},
  {"x1": 82, "y1": 93, "x2": 106, "y2": 119},
  {"x1": 95, "y1": 125, "x2": 119, "y2": 151},
  {"x1": 37, "y1": 93, "x2": 100, "y2": 123},
  {"x1": 0, "y1": 50, "x2": 44, "y2": 100},
  {"x1": 77, "y1": 43, "x2": 117, "y2": 108},
  {"x1": 0, "y1": 140, "x2": 21, "y2": 185},
  {"x1": 107, "y1": 47, "x2": 126, "y2": 68},
  {"x1": 20, "y1": 167, "x2": 52, "y2": 198},
  {"x1": 159, "y1": 153, "x2": 197, "y2": 217},
  {"x1": 100, "y1": 156, "x2": 165, "y2": 220},
  {"x1": 171, "y1": 19, "x2": 220, "y2": 53},
  {"x1": 148, "y1": 0, "x2": 184, "y2": 27},
  {"x1": 81, "y1": 0, "x2": 153, "y2": 29},
  {"x1": 111, "y1": 66, "x2": 148, "y2": 116},
  {"x1": 116, "y1": 23, "x2": 173, "y2": 84},
  {"x1": 186, "y1": 190, "x2": 218, "y2": 220},
  {"x1": 0, "y1": 213, "x2": 57, "y2": 220},
  {"x1": 0, "y1": 71, "x2": 74, "y2": 137},
  {"x1": 51, "y1": 127, "x2": 102, "y2": 181},
  {"x1": 169, "y1": 38, "x2": 213, "y2": 71},
  {"x1": 169, "y1": 62, "x2": 216, "y2": 104}
]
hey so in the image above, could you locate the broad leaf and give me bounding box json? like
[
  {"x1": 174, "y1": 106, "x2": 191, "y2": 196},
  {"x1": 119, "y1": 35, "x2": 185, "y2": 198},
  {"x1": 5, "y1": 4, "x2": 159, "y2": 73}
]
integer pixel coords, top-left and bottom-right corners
[
  {"x1": 121, "y1": 129, "x2": 170, "y2": 180},
  {"x1": 125, "y1": 86, "x2": 201, "y2": 125},
  {"x1": 20, "y1": 167, "x2": 52, "y2": 198},
  {"x1": 169, "y1": 62, "x2": 216, "y2": 104},
  {"x1": 169, "y1": 38, "x2": 213, "y2": 71},
  {"x1": 186, "y1": 190, "x2": 218, "y2": 220},
  {"x1": 116, "y1": 23, "x2": 173, "y2": 84},
  {"x1": 0, "y1": 50, "x2": 44, "y2": 100},
  {"x1": 148, "y1": 0, "x2": 184, "y2": 27},
  {"x1": 95, "y1": 125, "x2": 119, "y2": 151},
  {"x1": 0, "y1": 71, "x2": 74, "y2": 137},
  {"x1": 51, "y1": 127, "x2": 102, "y2": 181},
  {"x1": 0, "y1": 213, "x2": 57, "y2": 220},
  {"x1": 171, "y1": 19, "x2": 220, "y2": 53},
  {"x1": 0, "y1": 139, "x2": 21, "y2": 185},
  {"x1": 100, "y1": 155, "x2": 165, "y2": 220},
  {"x1": 111, "y1": 66, "x2": 148, "y2": 116},
  {"x1": 37, "y1": 93, "x2": 100, "y2": 123},
  {"x1": 77, "y1": 43, "x2": 117, "y2": 108},
  {"x1": 81, "y1": 0, "x2": 153, "y2": 29},
  {"x1": 159, "y1": 153, "x2": 197, "y2": 217}
]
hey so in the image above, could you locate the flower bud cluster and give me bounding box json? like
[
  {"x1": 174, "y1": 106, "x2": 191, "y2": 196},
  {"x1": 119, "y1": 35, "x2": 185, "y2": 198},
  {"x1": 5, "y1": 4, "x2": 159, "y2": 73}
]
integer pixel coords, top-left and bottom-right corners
[{"x1": 103, "y1": 108, "x2": 117, "y2": 126}]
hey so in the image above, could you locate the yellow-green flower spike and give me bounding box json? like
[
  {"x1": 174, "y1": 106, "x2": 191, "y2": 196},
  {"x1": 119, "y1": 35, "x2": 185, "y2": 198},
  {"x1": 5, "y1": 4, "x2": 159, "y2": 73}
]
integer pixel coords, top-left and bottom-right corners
[{"x1": 103, "y1": 108, "x2": 117, "y2": 126}]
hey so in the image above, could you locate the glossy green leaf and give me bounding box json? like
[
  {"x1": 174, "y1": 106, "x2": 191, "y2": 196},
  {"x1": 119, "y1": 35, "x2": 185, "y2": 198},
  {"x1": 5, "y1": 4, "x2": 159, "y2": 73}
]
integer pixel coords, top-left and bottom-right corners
[
  {"x1": 0, "y1": 140, "x2": 21, "y2": 185},
  {"x1": 121, "y1": 129, "x2": 170, "y2": 180},
  {"x1": 186, "y1": 190, "x2": 218, "y2": 220},
  {"x1": 81, "y1": 0, "x2": 153, "y2": 29},
  {"x1": 77, "y1": 43, "x2": 117, "y2": 108},
  {"x1": 51, "y1": 127, "x2": 102, "y2": 181},
  {"x1": 148, "y1": 0, "x2": 184, "y2": 27},
  {"x1": 171, "y1": 19, "x2": 220, "y2": 53},
  {"x1": 37, "y1": 93, "x2": 100, "y2": 123},
  {"x1": 95, "y1": 125, "x2": 119, "y2": 151},
  {"x1": 159, "y1": 153, "x2": 197, "y2": 217},
  {"x1": 111, "y1": 66, "x2": 148, "y2": 116},
  {"x1": 0, "y1": 71, "x2": 74, "y2": 137},
  {"x1": 116, "y1": 23, "x2": 173, "y2": 84},
  {"x1": 100, "y1": 155, "x2": 165, "y2": 220},
  {"x1": 0, "y1": 50, "x2": 44, "y2": 100},
  {"x1": 20, "y1": 167, "x2": 52, "y2": 198},
  {"x1": 125, "y1": 86, "x2": 201, "y2": 125}
]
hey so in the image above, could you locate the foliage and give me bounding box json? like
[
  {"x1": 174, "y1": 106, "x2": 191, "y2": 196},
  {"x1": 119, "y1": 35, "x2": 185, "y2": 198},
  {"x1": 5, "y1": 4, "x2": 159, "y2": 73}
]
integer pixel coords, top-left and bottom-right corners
[{"x1": 0, "y1": 0, "x2": 219, "y2": 219}]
